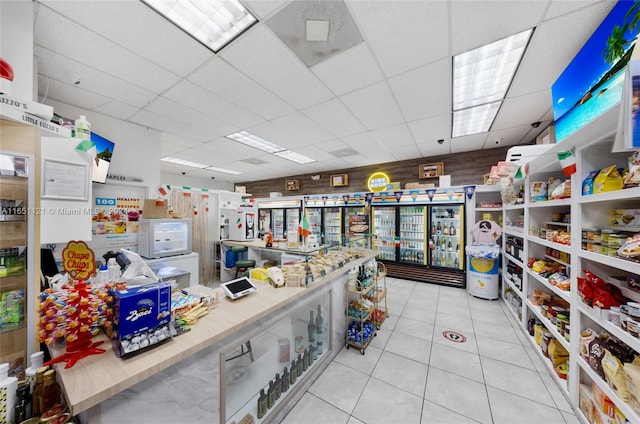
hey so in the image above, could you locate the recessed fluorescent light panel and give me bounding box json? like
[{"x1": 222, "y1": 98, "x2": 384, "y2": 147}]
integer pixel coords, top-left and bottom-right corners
[
  {"x1": 274, "y1": 150, "x2": 316, "y2": 164},
  {"x1": 226, "y1": 130, "x2": 285, "y2": 153},
  {"x1": 453, "y1": 29, "x2": 532, "y2": 110},
  {"x1": 452, "y1": 29, "x2": 532, "y2": 137},
  {"x1": 141, "y1": 0, "x2": 257, "y2": 53},
  {"x1": 451, "y1": 102, "x2": 501, "y2": 138},
  {"x1": 161, "y1": 157, "x2": 242, "y2": 175},
  {"x1": 226, "y1": 130, "x2": 316, "y2": 164},
  {"x1": 160, "y1": 157, "x2": 208, "y2": 168}
]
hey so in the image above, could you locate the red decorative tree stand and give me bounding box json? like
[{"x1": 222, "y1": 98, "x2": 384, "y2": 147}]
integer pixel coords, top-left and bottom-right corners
[{"x1": 39, "y1": 241, "x2": 110, "y2": 368}]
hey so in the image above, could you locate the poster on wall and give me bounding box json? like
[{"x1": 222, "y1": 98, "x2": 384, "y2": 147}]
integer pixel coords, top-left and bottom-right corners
[{"x1": 88, "y1": 184, "x2": 147, "y2": 260}]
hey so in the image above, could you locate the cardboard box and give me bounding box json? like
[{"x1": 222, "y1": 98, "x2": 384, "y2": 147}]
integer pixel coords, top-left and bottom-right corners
[
  {"x1": 142, "y1": 199, "x2": 169, "y2": 219},
  {"x1": 112, "y1": 282, "x2": 172, "y2": 357},
  {"x1": 594, "y1": 165, "x2": 623, "y2": 194},
  {"x1": 609, "y1": 208, "x2": 640, "y2": 228}
]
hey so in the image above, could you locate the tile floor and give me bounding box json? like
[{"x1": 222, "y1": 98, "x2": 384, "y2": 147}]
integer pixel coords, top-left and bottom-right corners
[{"x1": 281, "y1": 277, "x2": 580, "y2": 424}]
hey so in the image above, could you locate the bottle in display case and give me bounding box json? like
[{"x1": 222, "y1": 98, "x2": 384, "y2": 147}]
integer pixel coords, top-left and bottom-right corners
[{"x1": 315, "y1": 304, "x2": 323, "y2": 355}]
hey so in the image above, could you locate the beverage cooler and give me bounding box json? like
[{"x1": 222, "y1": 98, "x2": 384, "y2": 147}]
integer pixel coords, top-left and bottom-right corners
[
  {"x1": 256, "y1": 199, "x2": 302, "y2": 240},
  {"x1": 303, "y1": 206, "x2": 342, "y2": 245},
  {"x1": 371, "y1": 202, "x2": 465, "y2": 272}
]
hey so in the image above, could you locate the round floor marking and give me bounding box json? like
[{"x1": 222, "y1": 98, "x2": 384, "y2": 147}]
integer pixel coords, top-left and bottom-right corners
[{"x1": 442, "y1": 330, "x2": 466, "y2": 343}]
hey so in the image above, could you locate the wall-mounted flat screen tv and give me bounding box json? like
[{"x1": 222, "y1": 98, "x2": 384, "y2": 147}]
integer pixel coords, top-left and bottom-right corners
[
  {"x1": 91, "y1": 132, "x2": 115, "y2": 184},
  {"x1": 552, "y1": 0, "x2": 639, "y2": 143}
]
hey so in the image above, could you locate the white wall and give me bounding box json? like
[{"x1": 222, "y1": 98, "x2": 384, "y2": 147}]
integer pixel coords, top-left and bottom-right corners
[
  {"x1": 160, "y1": 173, "x2": 233, "y2": 192},
  {"x1": 40, "y1": 136, "x2": 93, "y2": 244},
  {"x1": 45, "y1": 100, "x2": 162, "y2": 192},
  {"x1": 0, "y1": 1, "x2": 34, "y2": 100}
]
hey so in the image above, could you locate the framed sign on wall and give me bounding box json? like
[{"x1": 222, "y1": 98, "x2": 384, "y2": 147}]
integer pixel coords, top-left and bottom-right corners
[
  {"x1": 330, "y1": 174, "x2": 348, "y2": 187},
  {"x1": 418, "y1": 162, "x2": 444, "y2": 179},
  {"x1": 285, "y1": 179, "x2": 300, "y2": 191}
]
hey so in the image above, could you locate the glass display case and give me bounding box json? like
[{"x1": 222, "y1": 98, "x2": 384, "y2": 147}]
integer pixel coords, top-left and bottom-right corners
[
  {"x1": 137, "y1": 218, "x2": 192, "y2": 259},
  {"x1": 222, "y1": 290, "x2": 330, "y2": 423}
]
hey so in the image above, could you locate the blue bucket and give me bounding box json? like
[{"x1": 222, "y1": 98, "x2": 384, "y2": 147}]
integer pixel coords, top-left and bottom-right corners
[{"x1": 225, "y1": 250, "x2": 237, "y2": 268}]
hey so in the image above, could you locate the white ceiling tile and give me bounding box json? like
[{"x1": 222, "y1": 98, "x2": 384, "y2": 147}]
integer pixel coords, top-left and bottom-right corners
[
  {"x1": 302, "y1": 99, "x2": 366, "y2": 138},
  {"x1": 342, "y1": 155, "x2": 376, "y2": 167},
  {"x1": 244, "y1": 0, "x2": 289, "y2": 20},
  {"x1": 160, "y1": 142, "x2": 189, "y2": 157},
  {"x1": 417, "y1": 140, "x2": 451, "y2": 158},
  {"x1": 40, "y1": 1, "x2": 212, "y2": 76},
  {"x1": 391, "y1": 145, "x2": 422, "y2": 161},
  {"x1": 450, "y1": 1, "x2": 544, "y2": 55},
  {"x1": 94, "y1": 101, "x2": 139, "y2": 121},
  {"x1": 311, "y1": 158, "x2": 353, "y2": 172},
  {"x1": 341, "y1": 132, "x2": 380, "y2": 152},
  {"x1": 389, "y1": 58, "x2": 451, "y2": 122},
  {"x1": 311, "y1": 43, "x2": 384, "y2": 96},
  {"x1": 508, "y1": 2, "x2": 615, "y2": 98},
  {"x1": 485, "y1": 125, "x2": 533, "y2": 148},
  {"x1": 348, "y1": 0, "x2": 449, "y2": 77},
  {"x1": 268, "y1": 112, "x2": 334, "y2": 144},
  {"x1": 340, "y1": 81, "x2": 405, "y2": 130},
  {"x1": 35, "y1": 47, "x2": 156, "y2": 108},
  {"x1": 35, "y1": 5, "x2": 179, "y2": 94},
  {"x1": 163, "y1": 80, "x2": 263, "y2": 129},
  {"x1": 162, "y1": 132, "x2": 204, "y2": 149},
  {"x1": 370, "y1": 124, "x2": 416, "y2": 149},
  {"x1": 408, "y1": 114, "x2": 451, "y2": 144},
  {"x1": 220, "y1": 24, "x2": 333, "y2": 109},
  {"x1": 451, "y1": 133, "x2": 487, "y2": 153},
  {"x1": 544, "y1": 0, "x2": 605, "y2": 20},
  {"x1": 129, "y1": 110, "x2": 213, "y2": 142},
  {"x1": 493, "y1": 90, "x2": 552, "y2": 132},
  {"x1": 188, "y1": 58, "x2": 295, "y2": 120},
  {"x1": 144, "y1": 96, "x2": 238, "y2": 138},
  {"x1": 37, "y1": 76, "x2": 111, "y2": 110},
  {"x1": 204, "y1": 136, "x2": 274, "y2": 159},
  {"x1": 310, "y1": 139, "x2": 351, "y2": 154}
]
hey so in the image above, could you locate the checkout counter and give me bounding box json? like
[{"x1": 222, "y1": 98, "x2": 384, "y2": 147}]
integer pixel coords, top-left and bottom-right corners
[{"x1": 50, "y1": 241, "x2": 377, "y2": 424}]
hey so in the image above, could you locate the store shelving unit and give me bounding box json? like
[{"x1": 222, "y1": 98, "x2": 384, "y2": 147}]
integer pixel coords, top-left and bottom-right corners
[
  {"x1": 0, "y1": 119, "x2": 39, "y2": 367},
  {"x1": 495, "y1": 104, "x2": 640, "y2": 421},
  {"x1": 345, "y1": 261, "x2": 377, "y2": 354},
  {"x1": 366, "y1": 262, "x2": 388, "y2": 329}
]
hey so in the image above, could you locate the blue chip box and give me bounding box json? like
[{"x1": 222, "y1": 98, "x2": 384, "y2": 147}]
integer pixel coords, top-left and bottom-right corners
[{"x1": 112, "y1": 282, "x2": 172, "y2": 357}]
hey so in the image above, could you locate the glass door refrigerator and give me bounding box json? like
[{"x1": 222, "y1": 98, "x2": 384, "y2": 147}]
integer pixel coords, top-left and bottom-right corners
[
  {"x1": 304, "y1": 207, "x2": 322, "y2": 240},
  {"x1": 323, "y1": 207, "x2": 341, "y2": 245},
  {"x1": 256, "y1": 199, "x2": 302, "y2": 240},
  {"x1": 371, "y1": 206, "x2": 396, "y2": 261},
  {"x1": 343, "y1": 204, "x2": 371, "y2": 248},
  {"x1": 399, "y1": 206, "x2": 426, "y2": 265},
  {"x1": 429, "y1": 205, "x2": 464, "y2": 271}
]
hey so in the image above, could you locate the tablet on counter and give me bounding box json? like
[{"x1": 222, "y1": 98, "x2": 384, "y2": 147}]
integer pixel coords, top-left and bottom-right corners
[{"x1": 221, "y1": 277, "x2": 258, "y2": 300}]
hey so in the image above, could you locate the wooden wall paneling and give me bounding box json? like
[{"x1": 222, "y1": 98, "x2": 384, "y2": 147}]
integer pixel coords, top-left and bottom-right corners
[{"x1": 240, "y1": 146, "x2": 512, "y2": 198}]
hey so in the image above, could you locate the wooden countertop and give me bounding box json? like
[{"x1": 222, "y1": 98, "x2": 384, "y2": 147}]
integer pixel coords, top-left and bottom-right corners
[{"x1": 50, "y1": 251, "x2": 377, "y2": 416}]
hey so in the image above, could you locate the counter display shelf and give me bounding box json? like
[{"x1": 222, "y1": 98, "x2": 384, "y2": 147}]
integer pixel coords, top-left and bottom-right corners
[{"x1": 53, "y1": 248, "x2": 377, "y2": 423}]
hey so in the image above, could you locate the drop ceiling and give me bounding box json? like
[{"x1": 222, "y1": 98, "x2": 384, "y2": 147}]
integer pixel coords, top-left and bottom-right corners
[{"x1": 32, "y1": 0, "x2": 615, "y2": 184}]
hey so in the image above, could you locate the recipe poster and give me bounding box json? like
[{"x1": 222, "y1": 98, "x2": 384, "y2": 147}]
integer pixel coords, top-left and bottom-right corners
[{"x1": 88, "y1": 184, "x2": 146, "y2": 259}]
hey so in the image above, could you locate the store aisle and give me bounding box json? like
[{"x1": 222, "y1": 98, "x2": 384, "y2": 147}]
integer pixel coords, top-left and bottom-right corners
[{"x1": 282, "y1": 278, "x2": 579, "y2": 424}]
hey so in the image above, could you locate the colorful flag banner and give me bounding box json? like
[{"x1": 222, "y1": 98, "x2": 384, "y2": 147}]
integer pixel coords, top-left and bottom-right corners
[
  {"x1": 303, "y1": 196, "x2": 309, "y2": 205},
  {"x1": 380, "y1": 192, "x2": 388, "y2": 202},
  {"x1": 426, "y1": 189, "x2": 436, "y2": 201},
  {"x1": 322, "y1": 196, "x2": 328, "y2": 205},
  {"x1": 343, "y1": 194, "x2": 350, "y2": 205},
  {"x1": 365, "y1": 192, "x2": 374, "y2": 203},
  {"x1": 447, "y1": 189, "x2": 455, "y2": 200},
  {"x1": 558, "y1": 149, "x2": 576, "y2": 176},
  {"x1": 464, "y1": 185, "x2": 476, "y2": 200},
  {"x1": 410, "y1": 190, "x2": 419, "y2": 201},
  {"x1": 298, "y1": 215, "x2": 312, "y2": 237},
  {"x1": 394, "y1": 191, "x2": 403, "y2": 202}
]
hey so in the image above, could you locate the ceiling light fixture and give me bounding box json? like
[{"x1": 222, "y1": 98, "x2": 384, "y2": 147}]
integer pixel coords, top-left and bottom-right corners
[
  {"x1": 274, "y1": 150, "x2": 316, "y2": 164},
  {"x1": 141, "y1": 0, "x2": 257, "y2": 53},
  {"x1": 451, "y1": 102, "x2": 501, "y2": 138},
  {"x1": 161, "y1": 157, "x2": 243, "y2": 175},
  {"x1": 226, "y1": 130, "x2": 286, "y2": 153},
  {"x1": 452, "y1": 28, "x2": 533, "y2": 137}
]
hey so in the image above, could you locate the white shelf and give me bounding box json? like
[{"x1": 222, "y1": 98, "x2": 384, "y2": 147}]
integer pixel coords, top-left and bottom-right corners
[
  {"x1": 503, "y1": 228, "x2": 525, "y2": 237},
  {"x1": 578, "y1": 186, "x2": 640, "y2": 204},
  {"x1": 503, "y1": 272, "x2": 523, "y2": 297},
  {"x1": 503, "y1": 252, "x2": 524, "y2": 268},
  {"x1": 577, "y1": 302, "x2": 640, "y2": 354},
  {"x1": 578, "y1": 356, "x2": 640, "y2": 424},
  {"x1": 526, "y1": 270, "x2": 571, "y2": 303},
  {"x1": 528, "y1": 236, "x2": 571, "y2": 253},
  {"x1": 526, "y1": 301, "x2": 570, "y2": 352},
  {"x1": 579, "y1": 249, "x2": 640, "y2": 275},
  {"x1": 528, "y1": 198, "x2": 571, "y2": 208},
  {"x1": 543, "y1": 254, "x2": 570, "y2": 268}
]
